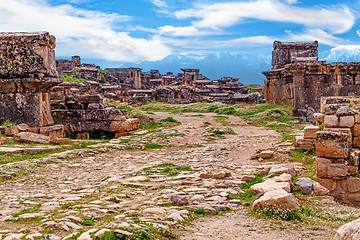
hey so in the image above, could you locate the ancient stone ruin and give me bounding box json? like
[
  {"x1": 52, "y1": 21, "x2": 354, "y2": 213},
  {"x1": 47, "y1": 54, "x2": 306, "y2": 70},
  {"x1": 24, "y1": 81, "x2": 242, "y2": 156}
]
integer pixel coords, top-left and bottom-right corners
[
  {"x1": 0, "y1": 32, "x2": 61, "y2": 127},
  {"x1": 55, "y1": 56, "x2": 263, "y2": 105},
  {"x1": 264, "y1": 41, "x2": 360, "y2": 122},
  {"x1": 297, "y1": 96, "x2": 360, "y2": 205},
  {"x1": 50, "y1": 82, "x2": 139, "y2": 139}
]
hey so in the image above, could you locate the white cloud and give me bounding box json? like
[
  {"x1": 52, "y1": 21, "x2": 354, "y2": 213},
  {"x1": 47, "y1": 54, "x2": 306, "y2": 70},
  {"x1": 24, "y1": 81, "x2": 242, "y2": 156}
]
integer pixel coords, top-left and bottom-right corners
[
  {"x1": 285, "y1": 0, "x2": 297, "y2": 4},
  {"x1": 331, "y1": 45, "x2": 360, "y2": 51},
  {"x1": 286, "y1": 29, "x2": 341, "y2": 46},
  {"x1": 150, "y1": 0, "x2": 168, "y2": 8},
  {"x1": 0, "y1": 0, "x2": 172, "y2": 62},
  {"x1": 175, "y1": 0, "x2": 355, "y2": 34},
  {"x1": 158, "y1": 26, "x2": 209, "y2": 37}
]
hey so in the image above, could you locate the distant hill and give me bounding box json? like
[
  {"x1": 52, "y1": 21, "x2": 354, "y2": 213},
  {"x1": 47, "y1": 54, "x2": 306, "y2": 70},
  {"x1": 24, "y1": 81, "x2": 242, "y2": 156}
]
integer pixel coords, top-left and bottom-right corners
[{"x1": 121, "y1": 52, "x2": 272, "y2": 85}]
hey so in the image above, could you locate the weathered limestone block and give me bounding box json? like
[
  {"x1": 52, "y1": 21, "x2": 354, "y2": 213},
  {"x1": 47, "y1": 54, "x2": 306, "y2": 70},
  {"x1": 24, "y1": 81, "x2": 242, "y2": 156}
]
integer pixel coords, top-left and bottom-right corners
[
  {"x1": 323, "y1": 128, "x2": 352, "y2": 139},
  {"x1": 354, "y1": 136, "x2": 360, "y2": 148},
  {"x1": 355, "y1": 115, "x2": 360, "y2": 124},
  {"x1": 252, "y1": 189, "x2": 299, "y2": 211},
  {"x1": 251, "y1": 179, "x2": 291, "y2": 193},
  {"x1": 316, "y1": 157, "x2": 332, "y2": 178},
  {"x1": 63, "y1": 119, "x2": 140, "y2": 133},
  {"x1": 0, "y1": 32, "x2": 57, "y2": 77},
  {"x1": 40, "y1": 125, "x2": 64, "y2": 139},
  {"x1": 14, "y1": 132, "x2": 50, "y2": 144},
  {"x1": 295, "y1": 136, "x2": 315, "y2": 150},
  {"x1": 77, "y1": 132, "x2": 90, "y2": 140},
  {"x1": 5, "y1": 124, "x2": 19, "y2": 136},
  {"x1": 324, "y1": 115, "x2": 339, "y2": 128},
  {"x1": 336, "y1": 106, "x2": 354, "y2": 117},
  {"x1": 327, "y1": 164, "x2": 350, "y2": 179},
  {"x1": 339, "y1": 116, "x2": 354, "y2": 128},
  {"x1": 343, "y1": 177, "x2": 360, "y2": 193},
  {"x1": 303, "y1": 125, "x2": 320, "y2": 139},
  {"x1": 317, "y1": 177, "x2": 337, "y2": 192},
  {"x1": 354, "y1": 124, "x2": 360, "y2": 137},
  {"x1": 324, "y1": 104, "x2": 349, "y2": 115},
  {"x1": 313, "y1": 113, "x2": 325, "y2": 124},
  {"x1": 52, "y1": 109, "x2": 126, "y2": 122},
  {"x1": 295, "y1": 177, "x2": 313, "y2": 195},
  {"x1": 334, "y1": 218, "x2": 360, "y2": 240},
  {"x1": 315, "y1": 131, "x2": 351, "y2": 159}
]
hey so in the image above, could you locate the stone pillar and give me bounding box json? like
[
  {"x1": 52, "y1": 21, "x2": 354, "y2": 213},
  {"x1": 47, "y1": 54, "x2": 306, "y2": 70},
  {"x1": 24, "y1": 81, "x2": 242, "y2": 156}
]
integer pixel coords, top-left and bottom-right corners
[{"x1": 134, "y1": 69, "x2": 142, "y2": 89}]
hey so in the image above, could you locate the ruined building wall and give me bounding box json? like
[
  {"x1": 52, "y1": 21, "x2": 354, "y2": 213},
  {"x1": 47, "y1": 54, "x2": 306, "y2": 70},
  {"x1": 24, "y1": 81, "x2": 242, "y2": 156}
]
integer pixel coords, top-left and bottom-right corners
[
  {"x1": 0, "y1": 32, "x2": 61, "y2": 126},
  {"x1": 264, "y1": 41, "x2": 360, "y2": 121}
]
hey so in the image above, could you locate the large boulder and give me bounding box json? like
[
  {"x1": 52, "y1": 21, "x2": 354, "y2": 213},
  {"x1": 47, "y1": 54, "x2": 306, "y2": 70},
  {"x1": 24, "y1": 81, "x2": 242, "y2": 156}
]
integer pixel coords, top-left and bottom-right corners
[
  {"x1": 252, "y1": 189, "x2": 299, "y2": 211},
  {"x1": 335, "y1": 218, "x2": 360, "y2": 240}
]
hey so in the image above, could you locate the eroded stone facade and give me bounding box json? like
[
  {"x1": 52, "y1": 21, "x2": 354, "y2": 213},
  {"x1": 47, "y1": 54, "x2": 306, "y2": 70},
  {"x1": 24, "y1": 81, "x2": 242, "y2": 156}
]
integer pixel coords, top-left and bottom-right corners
[
  {"x1": 0, "y1": 32, "x2": 61, "y2": 127},
  {"x1": 264, "y1": 41, "x2": 360, "y2": 122}
]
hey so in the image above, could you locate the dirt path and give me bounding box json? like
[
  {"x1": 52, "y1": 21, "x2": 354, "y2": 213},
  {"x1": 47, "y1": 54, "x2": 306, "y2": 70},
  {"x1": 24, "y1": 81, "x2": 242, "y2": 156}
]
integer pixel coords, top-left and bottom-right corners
[{"x1": 0, "y1": 112, "x2": 354, "y2": 240}]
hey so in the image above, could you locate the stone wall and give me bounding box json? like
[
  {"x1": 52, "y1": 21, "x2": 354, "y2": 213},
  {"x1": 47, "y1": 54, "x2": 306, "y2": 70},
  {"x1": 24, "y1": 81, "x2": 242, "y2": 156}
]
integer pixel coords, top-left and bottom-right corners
[
  {"x1": 264, "y1": 41, "x2": 360, "y2": 122},
  {"x1": 0, "y1": 32, "x2": 61, "y2": 127},
  {"x1": 310, "y1": 97, "x2": 360, "y2": 205}
]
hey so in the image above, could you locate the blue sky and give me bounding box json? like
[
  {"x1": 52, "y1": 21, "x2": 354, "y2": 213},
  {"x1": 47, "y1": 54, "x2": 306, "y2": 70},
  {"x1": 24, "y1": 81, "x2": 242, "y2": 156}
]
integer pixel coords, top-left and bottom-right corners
[{"x1": 1, "y1": 0, "x2": 360, "y2": 66}]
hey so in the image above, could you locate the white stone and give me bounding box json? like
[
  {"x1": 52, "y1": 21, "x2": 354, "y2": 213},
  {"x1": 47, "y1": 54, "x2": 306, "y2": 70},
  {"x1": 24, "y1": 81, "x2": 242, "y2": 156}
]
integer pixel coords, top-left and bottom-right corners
[
  {"x1": 335, "y1": 218, "x2": 360, "y2": 240},
  {"x1": 251, "y1": 179, "x2": 291, "y2": 193},
  {"x1": 252, "y1": 189, "x2": 298, "y2": 211}
]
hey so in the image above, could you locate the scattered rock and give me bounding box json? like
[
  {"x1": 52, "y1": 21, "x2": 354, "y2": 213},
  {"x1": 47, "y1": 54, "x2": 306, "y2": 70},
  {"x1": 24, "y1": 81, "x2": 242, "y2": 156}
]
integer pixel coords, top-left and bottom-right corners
[
  {"x1": 335, "y1": 218, "x2": 360, "y2": 240},
  {"x1": 295, "y1": 177, "x2": 313, "y2": 195},
  {"x1": 170, "y1": 194, "x2": 189, "y2": 205},
  {"x1": 252, "y1": 189, "x2": 299, "y2": 211}
]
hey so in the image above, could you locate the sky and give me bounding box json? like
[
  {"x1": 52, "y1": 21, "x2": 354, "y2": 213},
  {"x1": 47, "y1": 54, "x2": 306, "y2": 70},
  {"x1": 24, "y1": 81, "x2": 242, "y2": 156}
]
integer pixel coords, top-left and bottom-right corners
[{"x1": 1, "y1": 0, "x2": 360, "y2": 67}]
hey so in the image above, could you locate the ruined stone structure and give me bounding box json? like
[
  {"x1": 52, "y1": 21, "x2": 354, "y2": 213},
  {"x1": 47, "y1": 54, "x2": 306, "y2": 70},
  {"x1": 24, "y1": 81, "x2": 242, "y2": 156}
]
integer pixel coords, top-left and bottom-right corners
[
  {"x1": 105, "y1": 68, "x2": 142, "y2": 89},
  {"x1": 0, "y1": 32, "x2": 62, "y2": 127},
  {"x1": 182, "y1": 69, "x2": 200, "y2": 86},
  {"x1": 272, "y1": 41, "x2": 318, "y2": 68},
  {"x1": 50, "y1": 82, "x2": 139, "y2": 139},
  {"x1": 297, "y1": 97, "x2": 360, "y2": 206},
  {"x1": 264, "y1": 41, "x2": 360, "y2": 122}
]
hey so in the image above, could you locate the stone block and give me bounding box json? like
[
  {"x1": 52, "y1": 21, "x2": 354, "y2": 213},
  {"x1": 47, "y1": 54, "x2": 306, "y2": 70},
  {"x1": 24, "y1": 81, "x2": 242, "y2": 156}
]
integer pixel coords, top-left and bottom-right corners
[
  {"x1": 13, "y1": 132, "x2": 50, "y2": 144},
  {"x1": 315, "y1": 131, "x2": 351, "y2": 159},
  {"x1": 354, "y1": 136, "x2": 360, "y2": 148},
  {"x1": 335, "y1": 219, "x2": 360, "y2": 240},
  {"x1": 317, "y1": 177, "x2": 337, "y2": 192},
  {"x1": 354, "y1": 124, "x2": 360, "y2": 137},
  {"x1": 323, "y1": 127, "x2": 352, "y2": 139},
  {"x1": 303, "y1": 125, "x2": 320, "y2": 139},
  {"x1": 313, "y1": 181, "x2": 329, "y2": 195},
  {"x1": 252, "y1": 189, "x2": 298, "y2": 211},
  {"x1": 324, "y1": 115, "x2": 339, "y2": 128},
  {"x1": 313, "y1": 113, "x2": 325, "y2": 124},
  {"x1": 258, "y1": 150, "x2": 274, "y2": 159},
  {"x1": 77, "y1": 132, "x2": 90, "y2": 139},
  {"x1": 50, "y1": 138, "x2": 73, "y2": 145},
  {"x1": 336, "y1": 106, "x2": 354, "y2": 116},
  {"x1": 295, "y1": 136, "x2": 315, "y2": 150},
  {"x1": 355, "y1": 114, "x2": 360, "y2": 124},
  {"x1": 251, "y1": 179, "x2": 291, "y2": 193},
  {"x1": 0, "y1": 32, "x2": 57, "y2": 77},
  {"x1": 17, "y1": 123, "x2": 29, "y2": 132},
  {"x1": 5, "y1": 124, "x2": 19, "y2": 136},
  {"x1": 40, "y1": 125, "x2": 64, "y2": 139},
  {"x1": 327, "y1": 163, "x2": 350, "y2": 179},
  {"x1": 344, "y1": 177, "x2": 360, "y2": 193},
  {"x1": 316, "y1": 157, "x2": 332, "y2": 178},
  {"x1": 339, "y1": 116, "x2": 354, "y2": 128}
]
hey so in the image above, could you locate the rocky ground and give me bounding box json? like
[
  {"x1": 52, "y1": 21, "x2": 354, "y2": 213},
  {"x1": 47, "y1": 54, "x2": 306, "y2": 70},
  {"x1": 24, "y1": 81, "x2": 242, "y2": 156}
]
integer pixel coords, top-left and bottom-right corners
[{"x1": 1, "y1": 108, "x2": 360, "y2": 240}]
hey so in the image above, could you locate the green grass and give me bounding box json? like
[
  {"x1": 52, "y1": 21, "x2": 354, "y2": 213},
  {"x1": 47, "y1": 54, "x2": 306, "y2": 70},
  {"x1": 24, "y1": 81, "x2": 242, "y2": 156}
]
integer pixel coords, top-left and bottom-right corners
[
  {"x1": 160, "y1": 116, "x2": 179, "y2": 123},
  {"x1": 1, "y1": 119, "x2": 14, "y2": 127},
  {"x1": 98, "y1": 69, "x2": 109, "y2": 73},
  {"x1": 143, "y1": 163, "x2": 192, "y2": 176},
  {"x1": 12, "y1": 204, "x2": 41, "y2": 217},
  {"x1": 144, "y1": 143, "x2": 163, "y2": 149},
  {"x1": 137, "y1": 102, "x2": 304, "y2": 142},
  {"x1": 80, "y1": 219, "x2": 94, "y2": 226}
]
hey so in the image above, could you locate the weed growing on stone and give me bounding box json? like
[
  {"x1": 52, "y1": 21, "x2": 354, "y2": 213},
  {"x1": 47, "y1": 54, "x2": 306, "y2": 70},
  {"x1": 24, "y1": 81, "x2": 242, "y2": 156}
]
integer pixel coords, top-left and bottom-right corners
[{"x1": 12, "y1": 204, "x2": 41, "y2": 217}]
